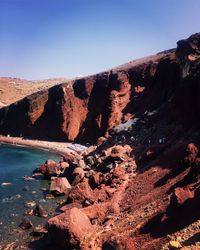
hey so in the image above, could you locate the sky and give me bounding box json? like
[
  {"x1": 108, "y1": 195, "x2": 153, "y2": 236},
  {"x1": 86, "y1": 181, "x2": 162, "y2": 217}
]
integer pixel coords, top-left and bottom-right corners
[{"x1": 0, "y1": 0, "x2": 200, "y2": 80}]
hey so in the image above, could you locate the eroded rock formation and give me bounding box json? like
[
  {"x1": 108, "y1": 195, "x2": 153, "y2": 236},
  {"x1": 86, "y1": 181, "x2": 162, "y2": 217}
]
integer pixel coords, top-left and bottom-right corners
[{"x1": 1, "y1": 33, "x2": 200, "y2": 250}]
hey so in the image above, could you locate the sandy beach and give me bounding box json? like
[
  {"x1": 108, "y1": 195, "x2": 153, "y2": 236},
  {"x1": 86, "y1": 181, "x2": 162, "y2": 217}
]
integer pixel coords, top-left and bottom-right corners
[{"x1": 0, "y1": 135, "x2": 87, "y2": 157}]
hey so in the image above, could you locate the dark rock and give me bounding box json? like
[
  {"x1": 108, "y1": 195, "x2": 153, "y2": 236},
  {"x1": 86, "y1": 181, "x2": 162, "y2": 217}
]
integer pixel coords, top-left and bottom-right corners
[
  {"x1": 34, "y1": 204, "x2": 48, "y2": 218},
  {"x1": 19, "y1": 216, "x2": 33, "y2": 230}
]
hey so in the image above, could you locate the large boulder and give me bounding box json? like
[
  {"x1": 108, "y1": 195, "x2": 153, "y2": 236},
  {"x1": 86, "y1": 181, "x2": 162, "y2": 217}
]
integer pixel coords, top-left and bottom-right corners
[
  {"x1": 48, "y1": 207, "x2": 94, "y2": 248},
  {"x1": 38, "y1": 159, "x2": 69, "y2": 178},
  {"x1": 50, "y1": 177, "x2": 71, "y2": 195}
]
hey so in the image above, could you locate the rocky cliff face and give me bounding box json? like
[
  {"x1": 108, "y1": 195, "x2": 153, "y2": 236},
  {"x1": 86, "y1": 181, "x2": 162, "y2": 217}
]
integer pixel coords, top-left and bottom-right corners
[
  {"x1": 1, "y1": 33, "x2": 200, "y2": 250},
  {"x1": 0, "y1": 34, "x2": 199, "y2": 145}
]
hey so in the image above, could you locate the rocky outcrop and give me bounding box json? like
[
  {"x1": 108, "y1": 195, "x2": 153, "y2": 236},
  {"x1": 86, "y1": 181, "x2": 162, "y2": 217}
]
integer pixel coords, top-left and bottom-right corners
[
  {"x1": 0, "y1": 44, "x2": 179, "y2": 143},
  {"x1": 37, "y1": 159, "x2": 69, "y2": 178},
  {"x1": 48, "y1": 207, "x2": 94, "y2": 248},
  {"x1": 49, "y1": 177, "x2": 71, "y2": 195}
]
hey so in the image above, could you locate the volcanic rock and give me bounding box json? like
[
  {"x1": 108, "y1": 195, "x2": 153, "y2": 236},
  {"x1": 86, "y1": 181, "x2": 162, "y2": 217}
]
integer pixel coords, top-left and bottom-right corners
[
  {"x1": 50, "y1": 177, "x2": 71, "y2": 195},
  {"x1": 19, "y1": 216, "x2": 33, "y2": 230},
  {"x1": 34, "y1": 203, "x2": 48, "y2": 218},
  {"x1": 38, "y1": 159, "x2": 69, "y2": 178},
  {"x1": 102, "y1": 236, "x2": 136, "y2": 250},
  {"x1": 48, "y1": 207, "x2": 94, "y2": 248},
  {"x1": 183, "y1": 143, "x2": 198, "y2": 166},
  {"x1": 68, "y1": 178, "x2": 94, "y2": 204},
  {"x1": 72, "y1": 167, "x2": 85, "y2": 185}
]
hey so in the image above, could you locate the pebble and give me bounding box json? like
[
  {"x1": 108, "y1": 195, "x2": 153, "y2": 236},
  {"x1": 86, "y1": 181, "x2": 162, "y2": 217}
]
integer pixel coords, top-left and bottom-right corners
[{"x1": 25, "y1": 201, "x2": 36, "y2": 208}]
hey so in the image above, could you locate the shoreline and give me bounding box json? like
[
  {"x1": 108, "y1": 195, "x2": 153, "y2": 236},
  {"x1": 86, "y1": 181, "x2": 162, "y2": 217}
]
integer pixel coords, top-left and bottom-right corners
[{"x1": 0, "y1": 135, "x2": 86, "y2": 157}]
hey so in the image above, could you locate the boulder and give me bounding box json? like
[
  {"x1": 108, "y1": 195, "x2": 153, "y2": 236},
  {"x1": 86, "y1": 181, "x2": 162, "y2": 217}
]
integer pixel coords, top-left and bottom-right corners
[
  {"x1": 50, "y1": 177, "x2": 71, "y2": 195},
  {"x1": 72, "y1": 167, "x2": 85, "y2": 185},
  {"x1": 38, "y1": 159, "x2": 69, "y2": 178},
  {"x1": 183, "y1": 143, "x2": 198, "y2": 166},
  {"x1": 68, "y1": 178, "x2": 94, "y2": 204},
  {"x1": 103, "y1": 144, "x2": 132, "y2": 161},
  {"x1": 173, "y1": 187, "x2": 195, "y2": 206},
  {"x1": 78, "y1": 159, "x2": 86, "y2": 169},
  {"x1": 34, "y1": 203, "x2": 48, "y2": 218},
  {"x1": 32, "y1": 226, "x2": 48, "y2": 236},
  {"x1": 48, "y1": 208, "x2": 94, "y2": 248},
  {"x1": 19, "y1": 216, "x2": 33, "y2": 230}
]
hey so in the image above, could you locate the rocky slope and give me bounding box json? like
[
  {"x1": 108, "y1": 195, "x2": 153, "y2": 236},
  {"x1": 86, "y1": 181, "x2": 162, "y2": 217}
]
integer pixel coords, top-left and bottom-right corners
[{"x1": 1, "y1": 33, "x2": 200, "y2": 250}]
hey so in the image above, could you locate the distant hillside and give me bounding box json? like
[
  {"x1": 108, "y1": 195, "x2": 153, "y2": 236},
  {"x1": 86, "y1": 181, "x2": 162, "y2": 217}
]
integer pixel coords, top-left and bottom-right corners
[{"x1": 0, "y1": 77, "x2": 68, "y2": 108}]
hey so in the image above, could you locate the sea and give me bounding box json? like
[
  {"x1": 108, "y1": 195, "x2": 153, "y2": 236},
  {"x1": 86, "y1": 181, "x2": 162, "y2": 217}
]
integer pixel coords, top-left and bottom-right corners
[{"x1": 0, "y1": 143, "x2": 61, "y2": 244}]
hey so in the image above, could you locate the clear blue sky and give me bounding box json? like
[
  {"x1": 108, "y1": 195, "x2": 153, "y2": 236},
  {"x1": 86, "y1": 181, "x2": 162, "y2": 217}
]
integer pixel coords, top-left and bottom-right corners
[{"x1": 0, "y1": 0, "x2": 200, "y2": 80}]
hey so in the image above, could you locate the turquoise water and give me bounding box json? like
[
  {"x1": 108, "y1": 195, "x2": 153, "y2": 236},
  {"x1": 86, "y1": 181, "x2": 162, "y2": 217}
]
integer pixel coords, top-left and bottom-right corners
[{"x1": 0, "y1": 144, "x2": 60, "y2": 242}]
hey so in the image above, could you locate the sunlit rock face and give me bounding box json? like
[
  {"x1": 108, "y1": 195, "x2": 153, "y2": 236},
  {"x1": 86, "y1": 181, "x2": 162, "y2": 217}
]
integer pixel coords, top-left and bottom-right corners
[{"x1": 0, "y1": 33, "x2": 199, "y2": 144}]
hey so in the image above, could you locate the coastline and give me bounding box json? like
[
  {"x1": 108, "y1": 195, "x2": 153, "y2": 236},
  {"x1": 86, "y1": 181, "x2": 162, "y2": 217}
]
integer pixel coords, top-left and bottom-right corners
[{"x1": 0, "y1": 135, "x2": 86, "y2": 157}]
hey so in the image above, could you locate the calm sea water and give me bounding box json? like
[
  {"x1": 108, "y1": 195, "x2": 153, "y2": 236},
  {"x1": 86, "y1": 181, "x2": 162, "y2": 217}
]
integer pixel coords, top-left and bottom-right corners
[{"x1": 0, "y1": 143, "x2": 60, "y2": 243}]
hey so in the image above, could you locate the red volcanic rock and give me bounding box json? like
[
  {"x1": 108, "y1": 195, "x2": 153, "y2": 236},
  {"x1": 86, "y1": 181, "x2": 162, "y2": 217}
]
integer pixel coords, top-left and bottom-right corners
[
  {"x1": 38, "y1": 159, "x2": 69, "y2": 178},
  {"x1": 89, "y1": 172, "x2": 102, "y2": 188},
  {"x1": 50, "y1": 177, "x2": 71, "y2": 195},
  {"x1": 68, "y1": 178, "x2": 95, "y2": 204},
  {"x1": 103, "y1": 236, "x2": 136, "y2": 250},
  {"x1": 48, "y1": 207, "x2": 93, "y2": 248},
  {"x1": 103, "y1": 144, "x2": 132, "y2": 160},
  {"x1": 77, "y1": 158, "x2": 86, "y2": 169},
  {"x1": 82, "y1": 202, "x2": 109, "y2": 220},
  {"x1": 72, "y1": 167, "x2": 85, "y2": 185},
  {"x1": 112, "y1": 166, "x2": 126, "y2": 179},
  {"x1": 59, "y1": 161, "x2": 70, "y2": 169},
  {"x1": 184, "y1": 143, "x2": 198, "y2": 165},
  {"x1": 174, "y1": 187, "x2": 195, "y2": 206},
  {"x1": 60, "y1": 202, "x2": 82, "y2": 212}
]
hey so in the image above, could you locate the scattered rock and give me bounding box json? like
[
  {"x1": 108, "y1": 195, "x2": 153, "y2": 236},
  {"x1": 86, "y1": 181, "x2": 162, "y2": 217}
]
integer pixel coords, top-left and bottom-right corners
[
  {"x1": 19, "y1": 216, "x2": 33, "y2": 230},
  {"x1": 32, "y1": 226, "x2": 48, "y2": 236},
  {"x1": 112, "y1": 166, "x2": 126, "y2": 179},
  {"x1": 25, "y1": 201, "x2": 36, "y2": 208},
  {"x1": 24, "y1": 209, "x2": 33, "y2": 216},
  {"x1": 50, "y1": 177, "x2": 71, "y2": 195},
  {"x1": 72, "y1": 167, "x2": 85, "y2": 185},
  {"x1": 23, "y1": 176, "x2": 35, "y2": 181},
  {"x1": 46, "y1": 193, "x2": 55, "y2": 199},
  {"x1": 34, "y1": 204, "x2": 48, "y2": 218}
]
